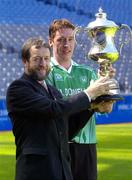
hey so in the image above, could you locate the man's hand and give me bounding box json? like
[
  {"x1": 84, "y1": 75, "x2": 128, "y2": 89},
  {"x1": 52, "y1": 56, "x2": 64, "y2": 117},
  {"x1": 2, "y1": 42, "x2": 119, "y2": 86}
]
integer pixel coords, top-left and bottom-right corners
[
  {"x1": 91, "y1": 100, "x2": 115, "y2": 113},
  {"x1": 84, "y1": 76, "x2": 117, "y2": 100}
]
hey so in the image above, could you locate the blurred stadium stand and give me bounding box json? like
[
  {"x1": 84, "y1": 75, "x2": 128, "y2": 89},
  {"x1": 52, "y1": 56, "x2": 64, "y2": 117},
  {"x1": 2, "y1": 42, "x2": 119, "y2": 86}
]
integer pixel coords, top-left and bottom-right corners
[
  {"x1": 0, "y1": 0, "x2": 132, "y2": 97},
  {"x1": 0, "y1": 0, "x2": 132, "y2": 130}
]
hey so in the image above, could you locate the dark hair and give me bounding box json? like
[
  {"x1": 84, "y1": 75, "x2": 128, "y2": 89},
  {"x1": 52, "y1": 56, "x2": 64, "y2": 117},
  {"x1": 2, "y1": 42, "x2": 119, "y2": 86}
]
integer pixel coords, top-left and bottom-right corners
[
  {"x1": 49, "y1": 19, "x2": 75, "y2": 39},
  {"x1": 21, "y1": 37, "x2": 51, "y2": 61}
]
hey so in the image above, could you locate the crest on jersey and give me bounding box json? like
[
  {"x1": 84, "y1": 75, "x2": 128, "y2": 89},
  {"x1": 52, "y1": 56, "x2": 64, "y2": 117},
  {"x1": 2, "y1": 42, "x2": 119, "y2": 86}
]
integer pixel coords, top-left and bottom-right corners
[
  {"x1": 80, "y1": 76, "x2": 87, "y2": 83},
  {"x1": 54, "y1": 73, "x2": 63, "y2": 81}
]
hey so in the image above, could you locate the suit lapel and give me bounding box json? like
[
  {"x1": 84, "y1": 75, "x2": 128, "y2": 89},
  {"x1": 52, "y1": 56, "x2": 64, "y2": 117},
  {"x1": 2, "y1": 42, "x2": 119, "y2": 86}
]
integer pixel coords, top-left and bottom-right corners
[{"x1": 47, "y1": 84, "x2": 57, "y2": 100}]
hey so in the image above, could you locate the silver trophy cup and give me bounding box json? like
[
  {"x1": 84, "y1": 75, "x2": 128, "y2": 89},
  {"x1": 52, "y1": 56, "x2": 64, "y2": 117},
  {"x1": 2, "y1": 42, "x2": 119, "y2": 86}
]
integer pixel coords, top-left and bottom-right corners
[{"x1": 79, "y1": 8, "x2": 131, "y2": 102}]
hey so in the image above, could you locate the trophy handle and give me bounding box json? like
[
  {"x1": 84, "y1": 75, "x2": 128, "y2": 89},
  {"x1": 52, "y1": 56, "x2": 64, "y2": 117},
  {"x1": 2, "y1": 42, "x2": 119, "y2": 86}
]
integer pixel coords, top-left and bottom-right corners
[
  {"x1": 74, "y1": 26, "x2": 90, "y2": 43},
  {"x1": 74, "y1": 26, "x2": 83, "y2": 43},
  {"x1": 119, "y1": 24, "x2": 132, "y2": 55}
]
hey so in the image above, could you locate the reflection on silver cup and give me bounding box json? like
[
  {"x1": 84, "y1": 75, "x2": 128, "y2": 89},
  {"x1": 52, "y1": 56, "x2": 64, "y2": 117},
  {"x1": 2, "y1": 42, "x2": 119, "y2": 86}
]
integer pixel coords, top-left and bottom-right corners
[{"x1": 88, "y1": 52, "x2": 119, "y2": 63}]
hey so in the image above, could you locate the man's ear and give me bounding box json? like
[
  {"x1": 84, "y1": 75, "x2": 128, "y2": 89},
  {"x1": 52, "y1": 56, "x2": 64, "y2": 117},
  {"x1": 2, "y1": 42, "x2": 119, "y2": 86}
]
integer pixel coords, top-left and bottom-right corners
[
  {"x1": 22, "y1": 59, "x2": 27, "y2": 67},
  {"x1": 22, "y1": 59, "x2": 26, "y2": 64},
  {"x1": 48, "y1": 38, "x2": 53, "y2": 47}
]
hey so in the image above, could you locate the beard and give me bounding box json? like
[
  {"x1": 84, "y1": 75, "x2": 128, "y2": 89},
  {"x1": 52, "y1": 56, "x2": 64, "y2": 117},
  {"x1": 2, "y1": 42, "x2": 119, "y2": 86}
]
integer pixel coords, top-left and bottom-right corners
[{"x1": 27, "y1": 66, "x2": 51, "y2": 81}]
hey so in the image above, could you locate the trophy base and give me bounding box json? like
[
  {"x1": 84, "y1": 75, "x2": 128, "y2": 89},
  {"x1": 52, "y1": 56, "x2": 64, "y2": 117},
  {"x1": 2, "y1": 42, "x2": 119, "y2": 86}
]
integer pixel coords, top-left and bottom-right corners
[{"x1": 93, "y1": 94, "x2": 123, "y2": 103}]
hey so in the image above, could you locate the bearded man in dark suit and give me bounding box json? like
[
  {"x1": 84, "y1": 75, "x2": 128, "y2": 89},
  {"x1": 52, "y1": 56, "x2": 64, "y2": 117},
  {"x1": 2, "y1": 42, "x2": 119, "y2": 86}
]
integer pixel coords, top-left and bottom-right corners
[{"x1": 6, "y1": 38, "x2": 115, "y2": 180}]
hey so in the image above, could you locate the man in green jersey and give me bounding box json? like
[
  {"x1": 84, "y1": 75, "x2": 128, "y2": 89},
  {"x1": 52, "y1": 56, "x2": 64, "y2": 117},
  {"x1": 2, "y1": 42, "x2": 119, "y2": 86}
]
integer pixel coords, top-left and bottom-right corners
[{"x1": 47, "y1": 19, "x2": 115, "y2": 180}]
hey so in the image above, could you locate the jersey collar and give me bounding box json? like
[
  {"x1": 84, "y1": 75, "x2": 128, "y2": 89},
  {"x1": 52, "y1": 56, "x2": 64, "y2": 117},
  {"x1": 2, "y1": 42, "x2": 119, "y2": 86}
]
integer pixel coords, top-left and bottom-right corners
[{"x1": 51, "y1": 57, "x2": 76, "y2": 73}]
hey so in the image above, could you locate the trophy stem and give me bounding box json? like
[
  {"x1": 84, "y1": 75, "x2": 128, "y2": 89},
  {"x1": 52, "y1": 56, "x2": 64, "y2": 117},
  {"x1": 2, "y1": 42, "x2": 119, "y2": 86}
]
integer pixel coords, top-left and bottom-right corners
[{"x1": 98, "y1": 59, "x2": 111, "y2": 76}]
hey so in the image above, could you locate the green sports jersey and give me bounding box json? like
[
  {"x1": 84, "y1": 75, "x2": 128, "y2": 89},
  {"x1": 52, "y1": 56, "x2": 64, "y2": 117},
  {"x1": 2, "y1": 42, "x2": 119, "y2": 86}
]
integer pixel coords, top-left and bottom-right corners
[{"x1": 46, "y1": 58, "x2": 97, "y2": 144}]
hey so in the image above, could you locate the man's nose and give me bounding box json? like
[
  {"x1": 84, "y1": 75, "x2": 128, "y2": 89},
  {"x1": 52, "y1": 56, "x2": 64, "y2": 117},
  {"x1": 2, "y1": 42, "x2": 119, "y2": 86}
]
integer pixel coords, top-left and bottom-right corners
[
  {"x1": 39, "y1": 59, "x2": 47, "y2": 66},
  {"x1": 63, "y1": 40, "x2": 69, "y2": 47}
]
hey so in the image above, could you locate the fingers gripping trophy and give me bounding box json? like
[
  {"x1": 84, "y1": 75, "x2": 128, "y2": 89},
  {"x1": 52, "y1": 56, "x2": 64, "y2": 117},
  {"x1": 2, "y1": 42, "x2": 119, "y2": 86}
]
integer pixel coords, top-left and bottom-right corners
[{"x1": 82, "y1": 8, "x2": 131, "y2": 102}]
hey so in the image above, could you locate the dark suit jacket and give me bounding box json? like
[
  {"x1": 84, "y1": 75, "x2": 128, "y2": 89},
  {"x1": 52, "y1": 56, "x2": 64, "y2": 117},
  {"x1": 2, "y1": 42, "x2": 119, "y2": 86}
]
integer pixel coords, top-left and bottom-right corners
[{"x1": 6, "y1": 73, "x2": 93, "y2": 180}]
